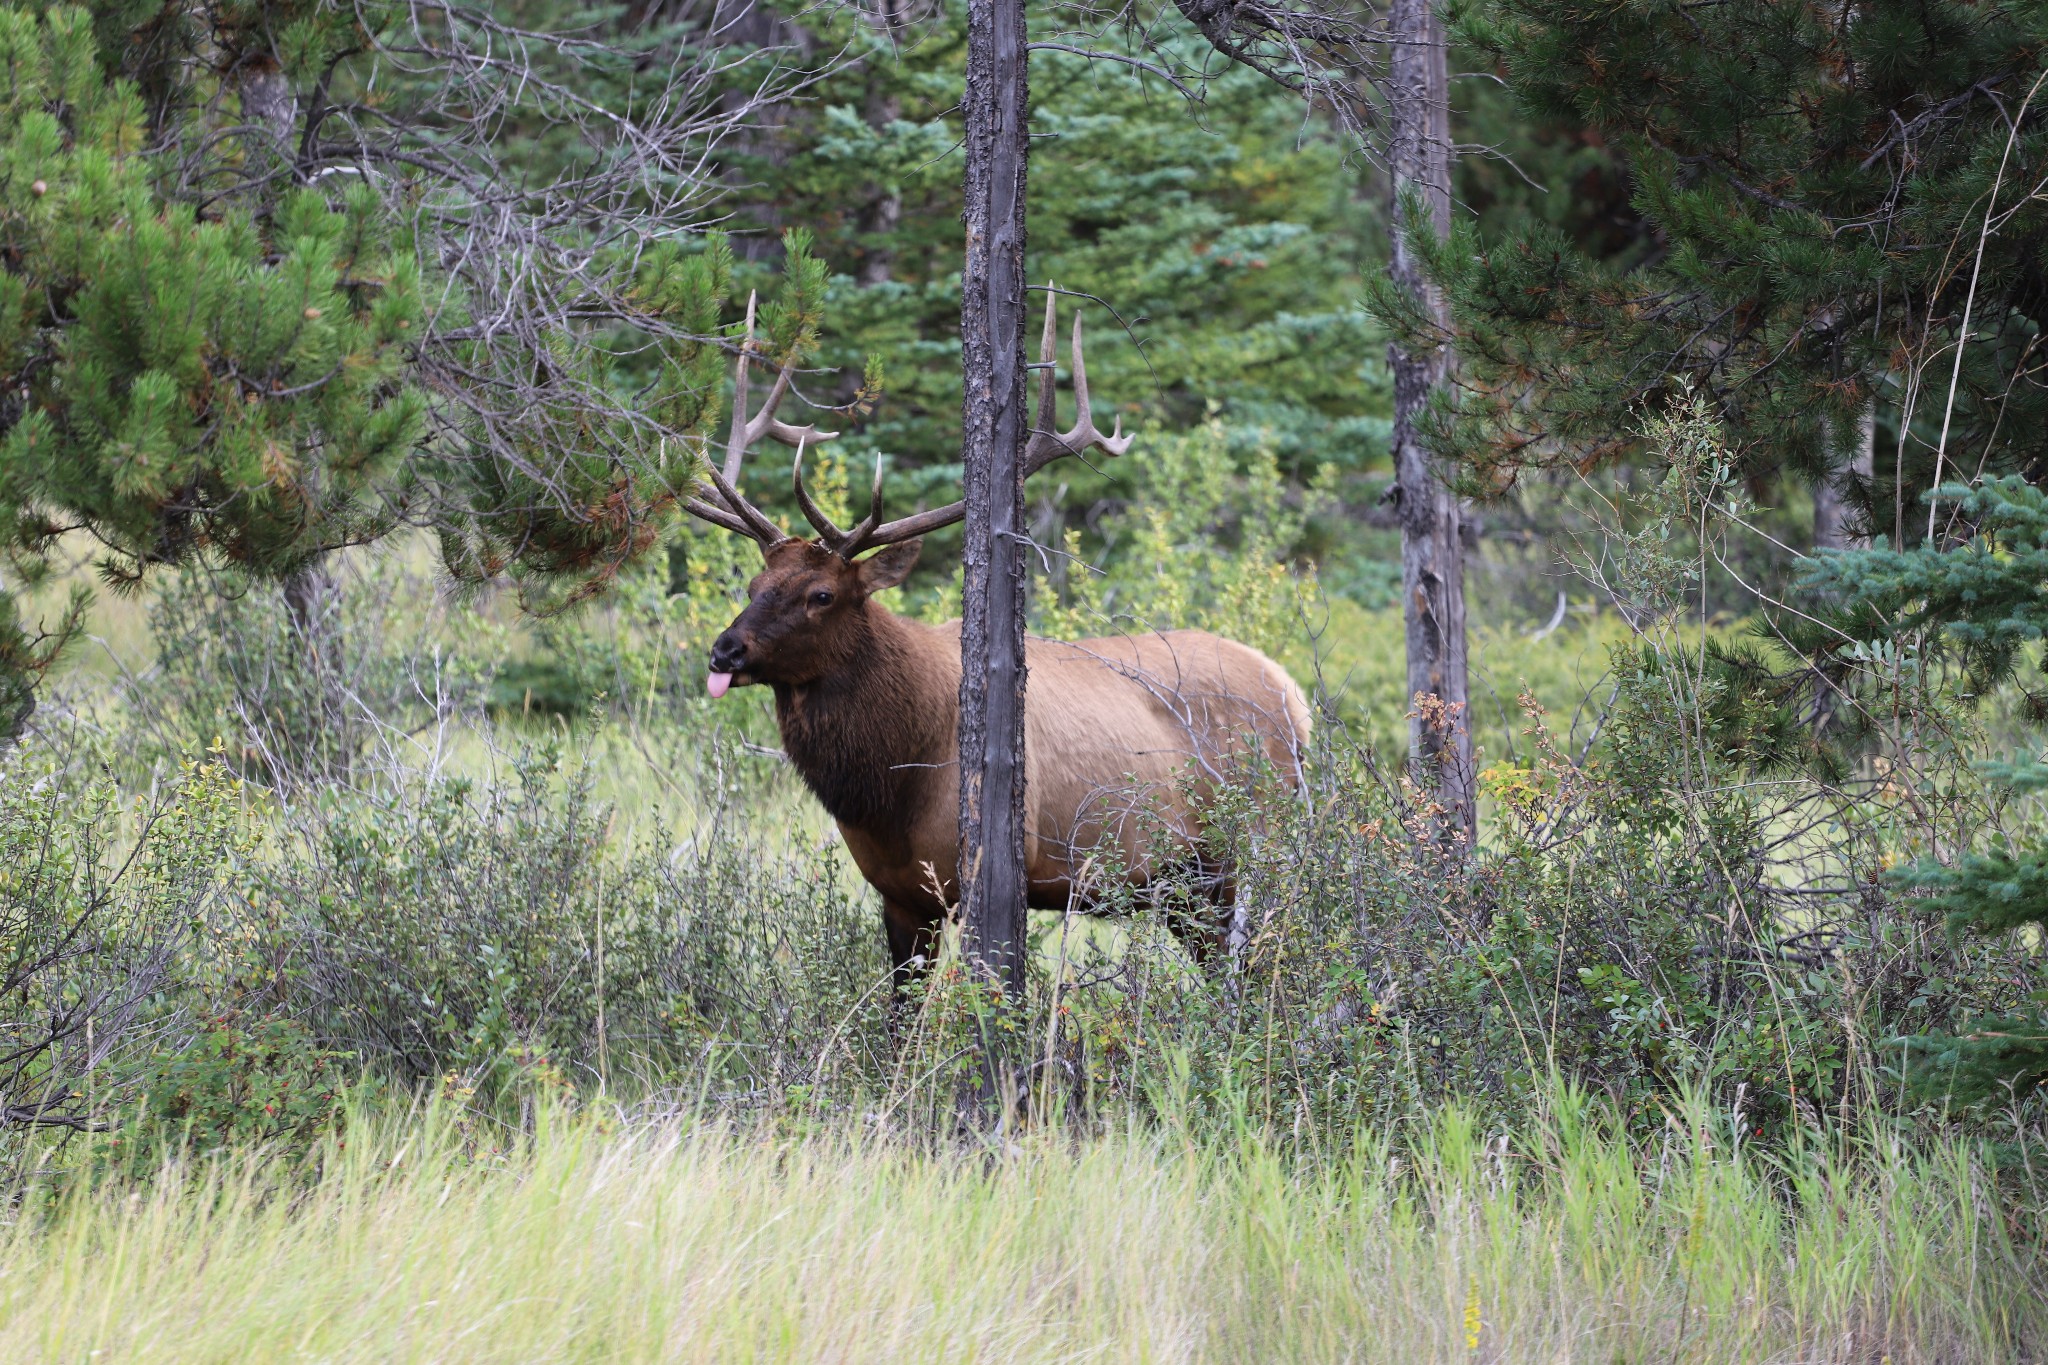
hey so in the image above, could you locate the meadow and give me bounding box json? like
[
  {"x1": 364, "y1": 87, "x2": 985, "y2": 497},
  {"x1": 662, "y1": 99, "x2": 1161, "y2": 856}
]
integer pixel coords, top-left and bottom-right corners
[{"x1": 9, "y1": 1095, "x2": 2041, "y2": 1363}]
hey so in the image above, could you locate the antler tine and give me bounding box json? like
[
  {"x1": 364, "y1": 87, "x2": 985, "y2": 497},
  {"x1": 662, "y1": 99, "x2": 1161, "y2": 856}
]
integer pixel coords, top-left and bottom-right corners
[
  {"x1": 1067, "y1": 309, "x2": 1132, "y2": 457},
  {"x1": 854, "y1": 298, "x2": 1133, "y2": 552},
  {"x1": 860, "y1": 497, "x2": 967, "y2": 546},
  {"x1": 793, "y1": 444, "x2": 888, "y2": 558},
  {"x1": 731, "y1": 289, "x2": 840, "y2": 453},
  {"x1": 729, "y1": 286, "x2": 839, "y2": 450},
  {"x1": 743, "y1": 357, "x2": 841, "y2": 451},
  {"x1": 682, "y1": 495, "x2": 754, "y2": 538},
  {"x1": 1033, "y1": 287, "x2": 1059, "y2": 443},
  {"x1": 695, "y1": 289, "x2": 785, "y2": 548},
  {"x1": 790, "y1": 437, "x2": 847, "y2": 545},
  {"x1": 836, "y1": 452, "x2": 888, "y2": 558},
  {"x1": 1024, "y1": 306, "x2": 1132, "y2": 474},
  {"x1": 697, "y1": 288, "x2": 851, "y2": 550},
  {"x1": 721, "y1": 291, "x2": 759, "y2": 484},
  {"x1": 703, "y1": 447, "x2": 788, "y2": 547},
  {"x1": 1066, "y1": 309, "x2": 1090, "y2": 433}
]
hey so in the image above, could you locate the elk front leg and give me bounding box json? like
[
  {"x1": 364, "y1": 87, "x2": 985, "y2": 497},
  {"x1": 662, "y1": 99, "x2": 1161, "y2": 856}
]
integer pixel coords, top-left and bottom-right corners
[
  {"x1": 1158, "y1": 851, "x2": 1234, "y2": 967},
  {"x1": 881, "y1": 898, "x2": 941, "y2": 992}
]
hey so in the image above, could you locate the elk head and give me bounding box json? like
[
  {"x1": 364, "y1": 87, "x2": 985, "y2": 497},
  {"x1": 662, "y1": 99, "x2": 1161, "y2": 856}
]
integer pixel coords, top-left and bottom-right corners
[
  {"x1": 686, "y1": 289, "x2": 1132, "y2": 697},
  {"x1": 705, "y1": 538, "x2": 921, "y2": 695}
]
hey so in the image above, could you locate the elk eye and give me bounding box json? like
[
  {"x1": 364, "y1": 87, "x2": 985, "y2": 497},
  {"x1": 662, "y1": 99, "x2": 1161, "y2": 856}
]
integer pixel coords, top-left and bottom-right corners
[{"x1": 810, "y1": 589, "x2": 833, "y2": 607}]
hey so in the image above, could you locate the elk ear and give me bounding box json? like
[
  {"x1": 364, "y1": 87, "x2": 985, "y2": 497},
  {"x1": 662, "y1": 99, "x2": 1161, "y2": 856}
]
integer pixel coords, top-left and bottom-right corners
[{"x1": 854, "y1": 540, "x2": 922, "y2": 593}]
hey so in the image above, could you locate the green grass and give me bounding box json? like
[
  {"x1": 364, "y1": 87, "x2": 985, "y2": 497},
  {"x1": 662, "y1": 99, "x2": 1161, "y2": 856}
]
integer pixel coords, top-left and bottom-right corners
[{"x1": 5, "y1": 1095, "x2": 2039, "y2": 1362}]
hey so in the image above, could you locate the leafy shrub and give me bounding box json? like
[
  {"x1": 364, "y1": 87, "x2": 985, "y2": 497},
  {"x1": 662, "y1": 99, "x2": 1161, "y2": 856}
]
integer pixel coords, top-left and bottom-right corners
[
  {"x1": 228, "y1": 736, "x2": 889, "y2": 1105},
  {"x1": 0, "y1": 741, "x2": 243, "y2": 1143},
  {"x1": 243, "y1": 746, "x2": 625, "y2": 1086},
  {"x1": 102, "y1": 1014, "x2": 354, "y2": 1174},
  {"x1": 644, "y1": 826, "x2": 895, "y2": 1099}
]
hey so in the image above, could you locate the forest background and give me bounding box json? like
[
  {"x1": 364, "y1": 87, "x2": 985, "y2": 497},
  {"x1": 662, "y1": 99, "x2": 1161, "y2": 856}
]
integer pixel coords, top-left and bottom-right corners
[{"x1": 1, "y1": 0, "x2": 2046, "y2": 1358}]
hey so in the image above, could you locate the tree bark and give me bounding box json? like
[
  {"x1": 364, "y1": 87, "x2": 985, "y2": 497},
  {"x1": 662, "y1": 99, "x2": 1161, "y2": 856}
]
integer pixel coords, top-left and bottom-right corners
[
  {"x1": 957, "y1": 0, "x2": 1032, "y2": 1008},
  {"x1": 1387, "y1": 0, "x2": 1473, "y2": 847},
  {"x1": 279, "y1": 555, "x2": 350, "y2": 779}
]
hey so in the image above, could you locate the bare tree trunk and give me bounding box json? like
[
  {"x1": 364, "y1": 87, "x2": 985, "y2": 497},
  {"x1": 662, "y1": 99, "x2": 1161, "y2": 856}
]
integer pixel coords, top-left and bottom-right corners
[
  {"x1": 279, "y1": 557, "x2": 350, "y2": 778},
  {"x1": 1387, "y1": 0, "x2": 1473, "y2": 847},
  {"x1": 235, "y1": 56, "x2": 298, "y2": 202},
  {"x1": 1813, "y1": 402, "x2": 1875, "y2": 551},
  {"x1": 957, "y1": 0, "x2": 1032, "y2": 1018}
]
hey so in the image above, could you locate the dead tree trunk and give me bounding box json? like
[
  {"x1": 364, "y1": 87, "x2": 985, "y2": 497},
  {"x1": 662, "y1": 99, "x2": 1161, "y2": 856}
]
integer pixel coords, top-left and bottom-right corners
[
  {"x1": 1387, "y1": 0, "x2": 1473, "y2": 847},
  {"x1": 957, "y1": 0, "x2": 1032, "y2": 1008}
]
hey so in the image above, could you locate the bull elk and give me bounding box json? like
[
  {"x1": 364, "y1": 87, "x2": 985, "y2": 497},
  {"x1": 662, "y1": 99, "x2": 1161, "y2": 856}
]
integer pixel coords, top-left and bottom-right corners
[{"x1": 685, "y1": 294, "x2": 1310, "y2": 979}]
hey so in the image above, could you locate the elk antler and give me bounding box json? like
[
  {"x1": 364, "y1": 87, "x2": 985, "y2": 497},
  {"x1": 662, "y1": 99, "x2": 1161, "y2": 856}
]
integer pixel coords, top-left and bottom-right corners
[
  {"x1": 855, "y1": 289, "x2": 1133, "y2": 548},
  {"x1": 681, "y1": 290, "x2": 840, "y2": 550},
  {"x1": 792, "y1": 442, "x2": 888, "y2": 557},
  {"x1": 1025, "y1": 290, "x2": 1134, "y2": 471},
  {"x1": 687, "y1": 289, "x2": 1131, "y2": 559}
]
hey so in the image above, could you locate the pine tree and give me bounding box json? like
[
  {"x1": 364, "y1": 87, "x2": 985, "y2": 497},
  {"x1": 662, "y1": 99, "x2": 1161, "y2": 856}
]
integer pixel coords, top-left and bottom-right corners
[
  {"x1": 1405, "y1": 0, "x2": 2048, "y2": 1097},
  {"x1": 1418, "y1": 0, "x2": 2048, "y2": 539},
  {"x1": 713, "y1": 5, "x2": 1383, "y2": 489},
  {"x1": 1804, "y1": 477, "x2": 2048, "y2": 1104},
  {"x1": 0, "y1": 3, "x2": 770, "y2": 734},
  {"x1": 0, "y1": 6, "x2": 425, "y2": 690},
  {"x1": 1890, "y1": 772, "x2": 2048, "y2": 1103}
]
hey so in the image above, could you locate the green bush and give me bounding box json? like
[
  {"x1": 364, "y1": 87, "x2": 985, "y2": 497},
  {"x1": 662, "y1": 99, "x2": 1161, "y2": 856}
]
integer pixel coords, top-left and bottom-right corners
[
  {"x1": 101, "y1": 1014, "x2": 353, "y2": 1175},
  {"x1": 0, "y1": 741, "x2": 243, "y2": 1145},
  {"x1": 227, "y1": 738, "x2": 889, "y2": 1105}
]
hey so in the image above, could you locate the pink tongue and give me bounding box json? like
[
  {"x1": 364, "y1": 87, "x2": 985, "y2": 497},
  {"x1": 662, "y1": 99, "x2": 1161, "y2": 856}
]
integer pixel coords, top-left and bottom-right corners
[{"x1": 707, "y1": 671, "x2": 732, "y2": 699}]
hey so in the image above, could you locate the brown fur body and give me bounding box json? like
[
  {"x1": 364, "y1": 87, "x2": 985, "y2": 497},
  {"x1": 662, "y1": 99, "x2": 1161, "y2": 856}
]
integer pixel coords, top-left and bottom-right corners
[{"x1": 710, "y1": 541, "x2": 1310, "y2": 974}]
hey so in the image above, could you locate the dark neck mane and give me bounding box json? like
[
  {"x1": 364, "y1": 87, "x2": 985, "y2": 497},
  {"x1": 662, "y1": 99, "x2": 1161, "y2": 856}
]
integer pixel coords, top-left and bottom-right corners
[{"x1": 771, "y1": 607, "x2": 955, "y2": 830}]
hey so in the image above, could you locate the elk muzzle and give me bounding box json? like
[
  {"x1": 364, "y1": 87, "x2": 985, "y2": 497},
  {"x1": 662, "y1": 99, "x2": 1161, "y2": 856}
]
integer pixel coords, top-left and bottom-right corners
[{"x1": 707, "y1": 629, "x2": 750, "y2": 698}]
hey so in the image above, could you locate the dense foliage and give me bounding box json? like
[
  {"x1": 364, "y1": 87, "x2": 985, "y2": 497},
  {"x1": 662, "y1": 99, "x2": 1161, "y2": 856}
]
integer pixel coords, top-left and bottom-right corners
[
  {"x1": 0, "y1": 1, "x2": 788, "y2": 730},
  {"x1": 712, "y1": 7, "x2": 1384, "y2": 487},
  {"x1": 1419, "y1": 0, "x2": 2048, "y2": 1113},
  {"x1": 0, "y1": 7, "x2": 426, "y2": 729},
  {"x1": 1417, "y1": 0, "x2": 2048, "y2": 530},
  {"x1": 0, "y1": 0, "x2": 2046, "y2": 1308},
  {"x1": 1802, "y1": 478, "x2": 2048, "y2": 1105}
]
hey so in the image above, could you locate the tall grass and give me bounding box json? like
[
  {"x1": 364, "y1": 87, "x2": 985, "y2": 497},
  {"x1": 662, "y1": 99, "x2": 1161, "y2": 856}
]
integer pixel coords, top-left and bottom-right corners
[{"x1": 5, "y1": 1092, "x2": 2039, "y2": 1362}]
